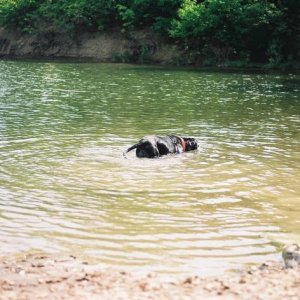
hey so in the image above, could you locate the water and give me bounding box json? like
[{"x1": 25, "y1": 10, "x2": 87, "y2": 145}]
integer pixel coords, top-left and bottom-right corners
[{"x1": 0, "y1": 61, "x2": 299, "y2": 276}]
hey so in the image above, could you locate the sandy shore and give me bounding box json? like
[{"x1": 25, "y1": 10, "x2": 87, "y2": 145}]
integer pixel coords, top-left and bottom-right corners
[{"x1": 0, "y1": 254, "x2": 299, "y2": 300}]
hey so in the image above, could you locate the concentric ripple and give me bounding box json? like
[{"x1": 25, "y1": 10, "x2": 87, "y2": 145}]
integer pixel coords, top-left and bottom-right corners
[{"x1": 0, "y1": 61, "x2": 299, "y2": 276}]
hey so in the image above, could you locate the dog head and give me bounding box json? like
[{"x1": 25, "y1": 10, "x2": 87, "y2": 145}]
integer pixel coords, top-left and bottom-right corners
[{"x1": 183, "y1": 138, "x2": 198, "y2": 151}]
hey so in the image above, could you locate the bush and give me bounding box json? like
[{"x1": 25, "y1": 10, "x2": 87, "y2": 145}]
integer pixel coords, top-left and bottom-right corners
[
  {"x1": 0, "y1": 0, "x2": 41, "y2": 33},
  {"x1": 170, "y1": 0, "x2": 282, "y2": 63},
  {"x1": 0, "y1": 0, "x2": 298, "y2": 67},
  {"x1": 0, "y1": 0, "x2": 182, "y2": 35},
  {"x1": 0, "y1": 0, "x2": 120, "y2": 33}
]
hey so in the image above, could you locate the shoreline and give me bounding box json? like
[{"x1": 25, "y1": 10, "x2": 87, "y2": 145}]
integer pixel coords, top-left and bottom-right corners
[
  {"x1": 1, "y1": 56, "x2": 299, "y2": 76},
  {"x1": 1, "y1": 28, "x2": 299, "y2": 72},
  {"x1": 1, "y1": 253, "x2": 299, "y2": 299}
]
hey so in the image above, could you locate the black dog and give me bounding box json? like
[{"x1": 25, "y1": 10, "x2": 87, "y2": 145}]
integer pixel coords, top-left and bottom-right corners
[{"x1": 124, "y1": 135, "x2": 198, "y2": 158}]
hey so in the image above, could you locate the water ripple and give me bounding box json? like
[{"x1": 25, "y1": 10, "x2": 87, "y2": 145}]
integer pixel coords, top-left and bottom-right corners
[{"x1": 0, "y1": 61, "x2": 299, "y2": 275}]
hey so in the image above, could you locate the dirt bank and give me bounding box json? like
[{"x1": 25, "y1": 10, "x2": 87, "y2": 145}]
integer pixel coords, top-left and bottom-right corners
[
  {"x1": 0, "y1": 254, "x2": 299, "y2": 300},
  {"x1": 0, "y1": 28, "x2": 179, "y2": 64}
]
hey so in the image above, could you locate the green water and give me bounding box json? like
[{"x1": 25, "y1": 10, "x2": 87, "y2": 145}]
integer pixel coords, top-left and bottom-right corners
[{"x1": 0, "y1": 61, "x2": 299, "y2": 276}]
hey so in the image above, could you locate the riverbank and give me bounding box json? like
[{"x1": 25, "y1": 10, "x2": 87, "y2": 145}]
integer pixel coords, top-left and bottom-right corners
[
  {"x1": 0, "y1": 253, "x2": 299, "y2": 300},
  {"x1": 1, "y1": 28, "x2": 298, "y2": 70},
  {"x1": 0, "y1": 27, "x2": 179, "y2": 64}
]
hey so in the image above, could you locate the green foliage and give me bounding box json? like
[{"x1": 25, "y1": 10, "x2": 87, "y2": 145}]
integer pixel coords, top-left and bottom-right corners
[
  {"x1": 116, "y1": 4, "x2": 135, "y2": 31},
  {"x1": 0, "y1": 0, "x2": 182, "y2": 34},
  {"x1": 170, "y1": 0, "x2": 283, "y2": 63},
  {"x1": 0, "y1": 0, "x2": 41, "y2": 33},
  {"x1": 0, "y1": 0, "x2": 120, "y2": 33},
  {"x1": 268, "y1": 0, "x2": 300, "y2": 67},
  {"x1": 115, "y1": 0, "x2": 182, "y2": 35},
  {"x1": 0, "y1": 0, "x2": 299, "y2": 67},
  {"x1": 131, "y1": 0, "x2": 182, "y2": 33}
]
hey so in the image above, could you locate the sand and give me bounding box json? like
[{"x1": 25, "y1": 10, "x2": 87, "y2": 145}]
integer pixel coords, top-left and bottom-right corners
[{"x1": 0, "y1": 254, "x2": 299, "y2": 300}]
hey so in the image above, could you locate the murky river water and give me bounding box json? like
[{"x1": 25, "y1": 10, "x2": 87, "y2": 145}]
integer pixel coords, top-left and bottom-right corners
[{"x1": 0, "y1": 61, "x2": 299, "y2": 276}]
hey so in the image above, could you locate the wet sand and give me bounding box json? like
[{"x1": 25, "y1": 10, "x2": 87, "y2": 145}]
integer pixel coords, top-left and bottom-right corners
[{"x1": 0, "y1": 254, "x2": 299, "y2": 300}]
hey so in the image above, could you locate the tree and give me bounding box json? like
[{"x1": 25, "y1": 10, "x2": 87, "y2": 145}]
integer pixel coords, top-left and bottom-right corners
[{"x1": 170, "y1": 0, "x2": 282, "y2": 63}]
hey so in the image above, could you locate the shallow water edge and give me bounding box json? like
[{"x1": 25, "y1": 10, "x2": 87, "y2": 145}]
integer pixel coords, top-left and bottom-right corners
[{"x1": 0, "y1": 253, "x2": 299, "y2": 300}]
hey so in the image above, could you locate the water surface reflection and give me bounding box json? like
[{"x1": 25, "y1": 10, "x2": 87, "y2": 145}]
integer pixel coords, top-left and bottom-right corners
[{"x1": 0, "y1": 61, "x2": 299, "y2": 276}]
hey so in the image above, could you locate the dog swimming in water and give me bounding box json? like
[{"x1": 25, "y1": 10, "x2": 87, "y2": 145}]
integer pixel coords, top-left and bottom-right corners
[{"x1": 123, "y1": 135, "x2": 198, "y2": 158}]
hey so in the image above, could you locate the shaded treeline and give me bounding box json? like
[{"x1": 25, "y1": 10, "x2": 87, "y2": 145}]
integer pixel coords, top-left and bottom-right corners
[{"x1": 0, "y1": 0, "x2": 299, "y2": 67}]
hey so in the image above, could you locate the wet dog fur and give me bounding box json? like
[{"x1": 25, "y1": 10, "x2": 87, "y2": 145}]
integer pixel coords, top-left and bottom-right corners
[{"x1": 124, "y1": 135, "x2": 198, "y2": 158}]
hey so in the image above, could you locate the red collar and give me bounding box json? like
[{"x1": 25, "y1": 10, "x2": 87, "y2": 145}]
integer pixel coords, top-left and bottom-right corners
[{"x1": 178, "y1": 137, "x2": 186, "y2": 152}]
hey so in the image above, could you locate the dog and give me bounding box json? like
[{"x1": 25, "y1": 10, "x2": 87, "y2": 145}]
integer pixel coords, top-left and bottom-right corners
[{"x1": 123, "y1": 135, "x2": 198, "y2": 158}]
